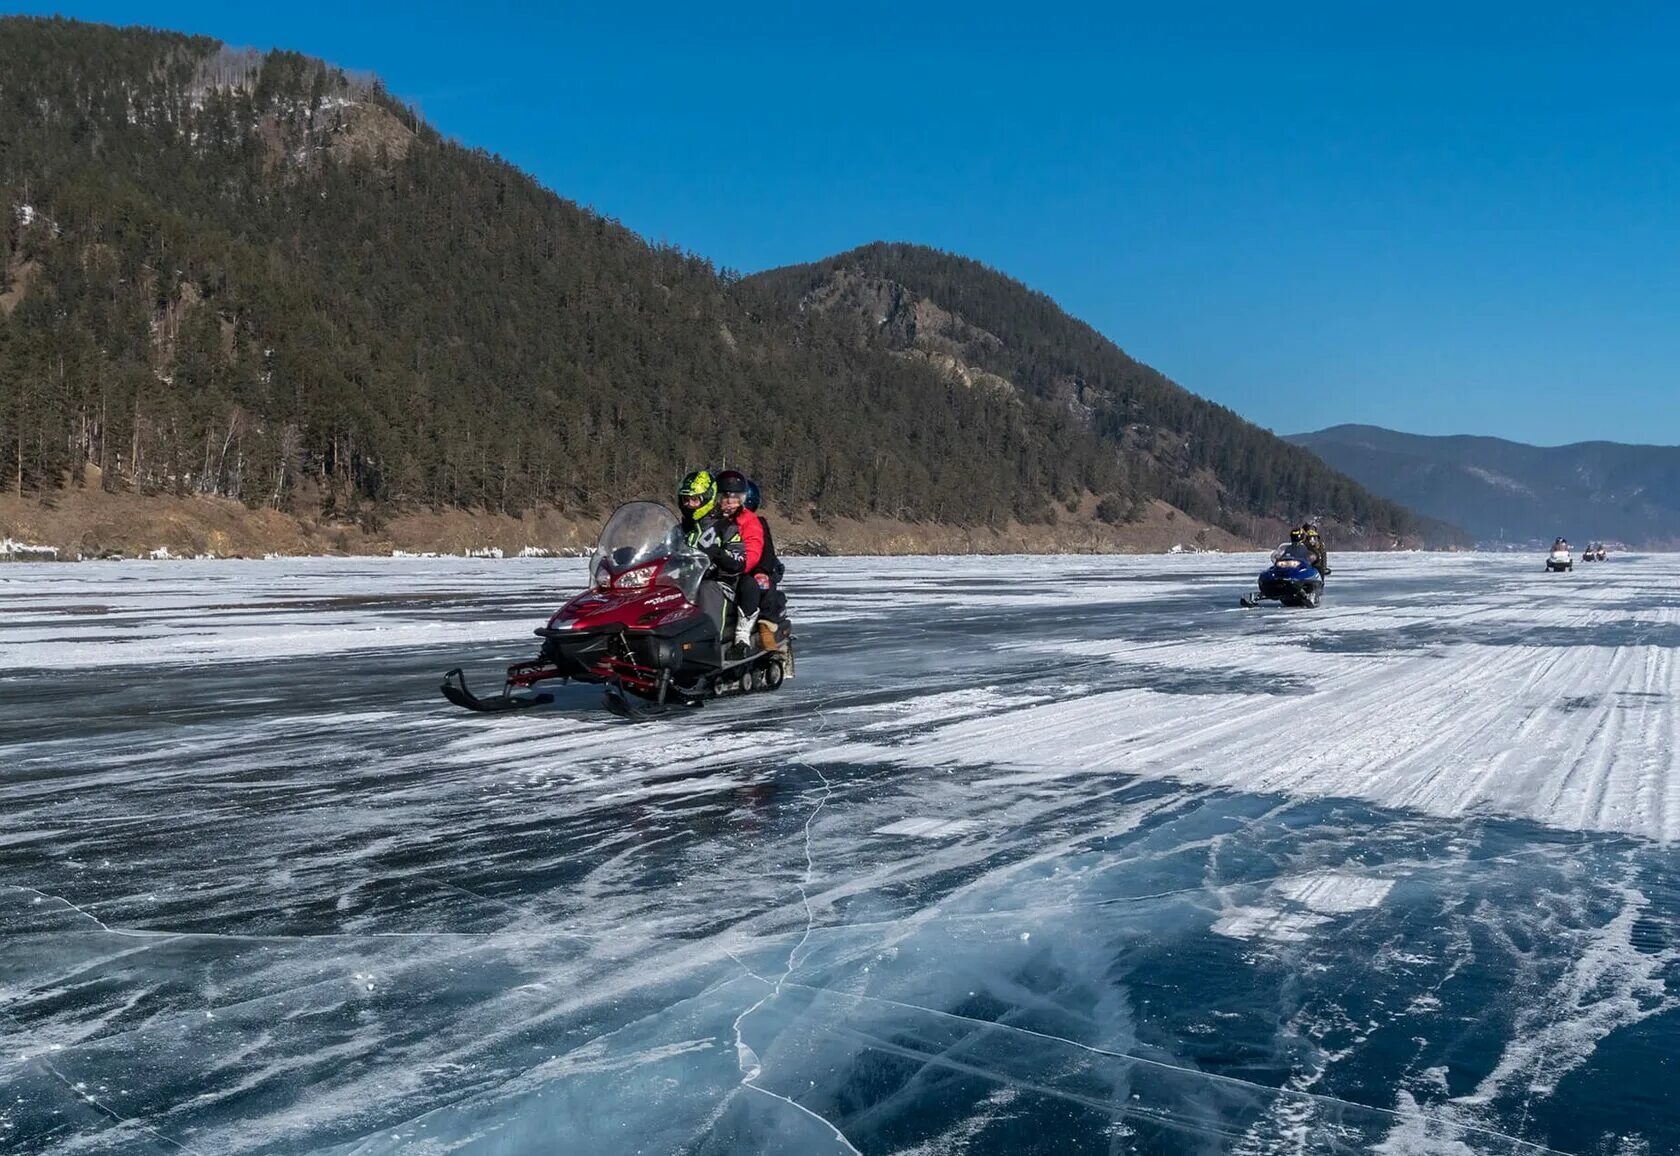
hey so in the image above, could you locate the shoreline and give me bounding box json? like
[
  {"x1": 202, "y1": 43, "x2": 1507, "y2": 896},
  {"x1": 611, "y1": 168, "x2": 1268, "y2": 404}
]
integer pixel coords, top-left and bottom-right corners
[{"x1": 1, "y1": 487, "x2": 1293, "y2": 561}]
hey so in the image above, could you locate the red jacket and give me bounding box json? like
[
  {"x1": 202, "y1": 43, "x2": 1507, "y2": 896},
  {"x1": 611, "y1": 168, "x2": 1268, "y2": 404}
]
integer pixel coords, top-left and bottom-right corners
[{"x1": 730, "y1": 508, "x2": 765, "y2": 572}]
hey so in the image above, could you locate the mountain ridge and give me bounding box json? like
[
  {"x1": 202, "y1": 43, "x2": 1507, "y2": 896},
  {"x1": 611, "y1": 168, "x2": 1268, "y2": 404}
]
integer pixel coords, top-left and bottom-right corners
[
  {"x1": 743, "y1": 244, "x2": 1464, "y2": 547},
  {"x1": 1287, "y1": 424, "x2": 1680, "y2": 547},
  {"x1": 0, "y1": 16, "x2": 1443, "y2": 555}
]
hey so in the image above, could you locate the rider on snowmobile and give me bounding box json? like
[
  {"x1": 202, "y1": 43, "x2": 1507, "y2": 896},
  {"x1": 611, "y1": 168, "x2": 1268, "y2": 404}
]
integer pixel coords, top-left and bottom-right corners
[
  {"x1": 677, "y1": 469, "x2": 746, "y2": 581},
  {"x1": 716, "y1": 469, "x2": 783, "y2": 653}
]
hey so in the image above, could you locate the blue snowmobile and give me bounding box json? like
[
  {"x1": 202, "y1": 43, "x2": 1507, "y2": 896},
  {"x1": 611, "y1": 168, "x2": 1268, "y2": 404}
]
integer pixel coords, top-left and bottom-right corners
[{"x1": 1240, "y1": 541, "x2": 1325, "y2": 609}]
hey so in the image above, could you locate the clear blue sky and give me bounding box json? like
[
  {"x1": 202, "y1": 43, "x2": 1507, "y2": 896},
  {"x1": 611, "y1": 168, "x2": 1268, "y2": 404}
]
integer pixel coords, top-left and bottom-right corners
[{"x1": 13, "y1": 1, "x2": 1680, "y2": 445}]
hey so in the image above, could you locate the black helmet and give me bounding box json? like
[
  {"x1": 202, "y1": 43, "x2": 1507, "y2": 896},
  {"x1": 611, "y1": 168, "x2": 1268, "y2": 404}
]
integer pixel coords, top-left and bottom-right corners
[
  {"x1": 1289, "y1": 527, "x2": 1305, "y2": 542},
  {"x1": 717, "y1": 469, "x2": 764, "y2": 514},
  {"x1": 678, "y1": 469, "x2": 716, "y2": 520}
]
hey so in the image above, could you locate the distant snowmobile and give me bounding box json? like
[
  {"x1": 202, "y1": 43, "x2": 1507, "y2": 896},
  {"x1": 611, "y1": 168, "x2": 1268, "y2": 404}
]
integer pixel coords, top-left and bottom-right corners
[
  {"x1": 1545, "y1": 540, "x2": 1573, "y2": 572},
  {"x1": 441, "y1": 501, "x2": 794, "y2": 720},
  {"x1": 1240, "y1": 542, "x2": 1325, "y2": 609}
]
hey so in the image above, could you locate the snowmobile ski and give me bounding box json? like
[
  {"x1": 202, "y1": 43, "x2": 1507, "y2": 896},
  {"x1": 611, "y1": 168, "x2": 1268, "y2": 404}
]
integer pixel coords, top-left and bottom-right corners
[
  {"x1": 440, "y1": 668, "x2": 554, "y2": 713},
  {"x1": 604, "y1": 681, "x2": 668, "y2": 722}
]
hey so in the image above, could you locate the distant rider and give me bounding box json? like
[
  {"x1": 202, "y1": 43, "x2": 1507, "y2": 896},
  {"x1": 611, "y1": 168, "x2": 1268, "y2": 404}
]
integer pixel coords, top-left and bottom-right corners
[
  {"x1": 716, "y1": 469, "x2": 784, "y2": 653},
  {"x1": 1299, "y1": 522, "x2": 1329, "y2": 576}
]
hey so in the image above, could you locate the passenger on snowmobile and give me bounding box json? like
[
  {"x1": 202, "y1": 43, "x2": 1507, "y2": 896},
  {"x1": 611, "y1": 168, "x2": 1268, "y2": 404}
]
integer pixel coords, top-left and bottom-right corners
[
  {"x1": 678, "y1": 469, "x2": 746, "y2": 581},
  {"x1": 740, "y1": 477, "x2": 785, "y2": 583},
  {"x1": 1287, "y1": 527, "x2": 1317, "y2": 568},
  {"x1": 1299, "y1": 523, "x2": 1329, "y2": 576},
  {"x1": 716, "y1": 469, "x2": 784, "y2": 653}
]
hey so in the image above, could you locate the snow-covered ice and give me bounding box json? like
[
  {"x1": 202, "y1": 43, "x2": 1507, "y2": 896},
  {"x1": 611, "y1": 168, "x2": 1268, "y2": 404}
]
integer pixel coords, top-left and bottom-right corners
[{"x1": 3, "y1": 551, "x2": 1679, "y2": 1154}]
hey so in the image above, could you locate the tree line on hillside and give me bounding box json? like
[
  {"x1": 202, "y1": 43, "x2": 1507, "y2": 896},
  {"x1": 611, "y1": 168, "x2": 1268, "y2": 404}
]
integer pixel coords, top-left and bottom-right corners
[
  {"x1": 744, "y1": 243, "x2": 1428, "y2": 538},
  {"x1": 0, "y1": 17, "x2": 1433, "y2": 543},
  {"x1": 0, "y1": 18, "x2": 1136, "y2": 531}
]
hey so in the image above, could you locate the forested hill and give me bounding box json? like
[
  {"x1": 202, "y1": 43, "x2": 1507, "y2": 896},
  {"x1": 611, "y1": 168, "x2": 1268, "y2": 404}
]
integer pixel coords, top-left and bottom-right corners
[
  {"x1": 0, "y1": 17, "x2": 1434, "y2": 546},
  {"x1": 743, "y1": 244, "x2": 1455, "y2": 546}
]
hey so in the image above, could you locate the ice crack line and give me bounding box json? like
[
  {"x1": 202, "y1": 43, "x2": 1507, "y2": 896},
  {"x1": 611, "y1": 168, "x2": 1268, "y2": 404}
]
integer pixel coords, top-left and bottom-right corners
[
  {"x1": 7, "y1": 885, "x2": 154, "y2": 938},
  {"x1": 728, "y1": 689, "x2": 860, "y2": 1154},
  {"x1": 785, "y1": 984, "x2": 1569, "y2": 1156},
  {"x1": 28, "y1": 1046, "x2": 208, "y2": 1156}
]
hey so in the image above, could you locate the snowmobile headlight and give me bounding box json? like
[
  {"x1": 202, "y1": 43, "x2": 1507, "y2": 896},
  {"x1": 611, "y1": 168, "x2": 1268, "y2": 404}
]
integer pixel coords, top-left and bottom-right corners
[
  {"x1": 1275, "y1": 559, "x2": 1299, "y2": 569},
  {"x1": 612, "y1": 563, "x2": 659, "y2": 590}
]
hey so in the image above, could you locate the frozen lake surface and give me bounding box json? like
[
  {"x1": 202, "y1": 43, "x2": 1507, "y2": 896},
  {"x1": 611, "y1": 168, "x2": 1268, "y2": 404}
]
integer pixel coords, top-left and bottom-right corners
[{"x1": 3, "y1": 552, "x2": 1679, "y2": 1154}]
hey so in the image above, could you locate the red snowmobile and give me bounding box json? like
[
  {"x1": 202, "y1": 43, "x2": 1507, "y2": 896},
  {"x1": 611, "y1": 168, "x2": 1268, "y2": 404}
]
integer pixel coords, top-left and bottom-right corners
[{"x1": 440, "y1": 502, "x2": 794, "y2": 719}]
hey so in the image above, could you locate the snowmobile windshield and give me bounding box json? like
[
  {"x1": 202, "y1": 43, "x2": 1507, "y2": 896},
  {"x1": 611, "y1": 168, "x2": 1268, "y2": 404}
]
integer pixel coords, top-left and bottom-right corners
[
  {"x1": 589, "y1": 502, "x2": 707, "y2": 600},
  {"x1": 1272, "y1": 542, "x2": 1315, "y2": 566}
]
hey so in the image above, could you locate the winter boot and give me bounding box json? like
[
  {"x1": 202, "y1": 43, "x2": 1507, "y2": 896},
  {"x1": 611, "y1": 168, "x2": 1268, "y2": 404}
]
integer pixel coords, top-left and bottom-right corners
[
  {"x1": 730, "y1": 610, "x2": 759, "y2": 658},
  {"x1": 756, "y1": 617, "x2": 782, "y2": 652}
]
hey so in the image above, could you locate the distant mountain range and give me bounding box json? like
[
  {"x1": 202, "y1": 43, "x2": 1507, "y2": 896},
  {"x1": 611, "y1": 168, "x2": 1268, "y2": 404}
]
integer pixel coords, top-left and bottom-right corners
[{"x1": 1287, "y1": 425, "x2": 1680, "y2": 548}]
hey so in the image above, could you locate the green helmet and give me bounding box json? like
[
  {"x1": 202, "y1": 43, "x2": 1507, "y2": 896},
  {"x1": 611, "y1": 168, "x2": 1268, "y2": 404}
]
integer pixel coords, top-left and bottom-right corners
[{"x1": 678, "y1": 469, "x2": 717, "y2": 521}]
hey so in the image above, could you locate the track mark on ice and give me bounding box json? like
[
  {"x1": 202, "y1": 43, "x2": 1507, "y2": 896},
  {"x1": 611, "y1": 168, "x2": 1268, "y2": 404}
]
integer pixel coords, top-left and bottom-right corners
[{"x1": 872, "y1": 816, "x2": 980, "y2": 839}]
